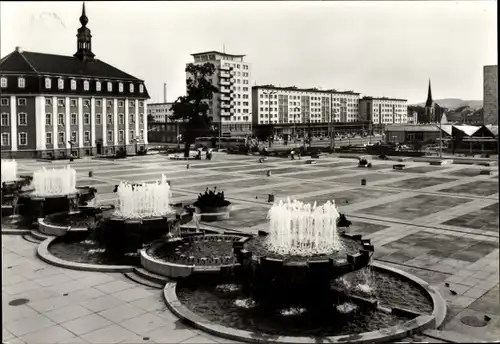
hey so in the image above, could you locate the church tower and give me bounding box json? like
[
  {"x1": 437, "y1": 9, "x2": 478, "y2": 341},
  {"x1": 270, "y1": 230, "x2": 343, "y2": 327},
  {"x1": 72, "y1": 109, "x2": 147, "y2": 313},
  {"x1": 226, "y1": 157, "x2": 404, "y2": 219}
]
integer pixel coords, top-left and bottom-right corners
[
  {"x1": 73, "y1": 3, "x2": 95, "y2": 62},
  {"x1": 424, "y1": 79, "x2": 436, "y2": 122}
]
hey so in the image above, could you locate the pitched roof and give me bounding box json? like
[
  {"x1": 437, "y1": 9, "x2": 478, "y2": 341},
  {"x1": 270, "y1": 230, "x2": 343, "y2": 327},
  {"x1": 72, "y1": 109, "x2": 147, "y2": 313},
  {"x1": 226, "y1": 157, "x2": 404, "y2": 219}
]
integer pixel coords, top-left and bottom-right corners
[
  {"x1": 453, "y1": 125, "x2": 481, "y2": 137},
  {"x1": 485, "y1": 124, "x2": 498, "y2": 137},
  {"x1": 0, "y1": 49, "x2": 142, "y2": 81}
]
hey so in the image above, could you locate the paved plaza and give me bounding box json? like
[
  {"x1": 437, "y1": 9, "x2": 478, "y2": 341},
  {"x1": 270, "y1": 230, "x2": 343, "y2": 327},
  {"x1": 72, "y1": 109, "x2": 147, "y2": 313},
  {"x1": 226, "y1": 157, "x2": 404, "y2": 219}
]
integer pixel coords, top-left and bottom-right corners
[{"x1": 2, "y1": 153, "x2": 499, "y2": 343}]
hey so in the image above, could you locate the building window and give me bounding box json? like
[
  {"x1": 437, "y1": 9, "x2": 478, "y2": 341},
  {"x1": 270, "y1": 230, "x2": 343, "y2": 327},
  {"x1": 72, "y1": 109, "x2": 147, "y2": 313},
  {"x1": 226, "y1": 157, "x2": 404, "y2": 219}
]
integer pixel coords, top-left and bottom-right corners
[
  {"x1": 18, "y1": 98, "x2": 27, "y2": 106},
  {"x1": 70, "y1": 80, "x2": 77, "y2": 90},
  {"x1": 129, "y1": 130, "x2": 135, "y2": 140},
  {"x1": 84, "y1": 131, "x2": 90, "y2": 143},
  {"x1": 139, "y1": 101, "x2": 144, "y2": 107},
  {"x1": 58, "y1": 79, "x2": 64, "y2": 90},
  {"x1": 139, "y1": 129, "x2": 144, "y2": 140},
  {"x1": 18, "y1": 77, "x2": 25, "y2": 88},
  {"x1": 107, "y1": 82, "x2": 112, "y2": 92},
  {"x1": 96, "y1": 114, "x2": 102, "y2": 125},
  {"x1": 71, "y1": 113, "x2": 77, "y2": 125},
  {"x1": 0, "y1": 77, "x2": 7, "y2": 88},
  {"x1": 45, "y1": 98, "x2": 52, "y2": 106},
  {"x1": 70, "y1": 99, "x2": 77, "y2": 107},
  {"x1": 118, "y1": 130, "x2": 124, "y2": 142},
  {"x1": 107, "y1": 114, "x2": 113, "y2": 124},
  {"x1": 18, "y1": 132, "x2": 27, "y2": 146},
  {"x1": 83, "y1": 80, "x2": 90, "y2": 91},
  {"x1": 1, "y1": 113, "x2": 9, "y2": 126},
  {"x1": 118, "y1": 101, "x2": 124, "y2": 107},
  {"x1": 45, "y1": 78, "x2": 51, "y2": 89},
  {"x1": 129, "y1": 84, "x2": 134, "y2": 93},
  {"x1": 129, "y1": 100, "x2": 135, "y2": 107},
  {"x1": 70, "y1": 131, "x2": 77, "y2": 143},
  {"x1": 18, "y1": 113, "x2": 27, "y2": 125},
  {"x1": 1, "y1": 98, "x2": 8, "y2": 106},
  {"x1": 58, "y1": 113, "x2": 65, "y2": 125},
  {"x1": 107, "y1": 100, "x2": 113, "y2": 108},
  {"x1": 83, "y1": 100, "x2": 90, "y2": 107},
  {"x1": 139, "y1": 114, "x2": 144, "y2": 123},
  {"x1": 58, "y1": 132, "x2": 65, "y2": 144},
  {"x1": 58, "y1": 99, "x2": 65, "y2": 107},
  {"x1": 96, "y1": 81, "x2": 101, "y2": 91},
  {"x1": 1, "y1": 133, "x2": 10, "y2": 146},
  {"x1": 139, "y1": 84, "x2": 144, "y2": 93},
  {"x1": 46, "y1": 132, "x2": 52, "y2": 145},
  {"x1": 96, "y1": 100, "x2": 102, "y2": 107},
  {"x1": 118, "y1": 114, "x2": 124, "y2": 124},
  {"x1": 129, "y1": 114, "x2": 135, "y2": 123},
  {"x1": 83, "y1": 113, "x2": 90, "y2": 125},
  {"x1": 107, "y1": 130, "x2": 113, "y2": 142},
  {"x1": 118, "y1": 83, "x2": 123, "y2": 93},
  {"x1": 45, "y1": 113, "x2": 52, "y2": 126}
]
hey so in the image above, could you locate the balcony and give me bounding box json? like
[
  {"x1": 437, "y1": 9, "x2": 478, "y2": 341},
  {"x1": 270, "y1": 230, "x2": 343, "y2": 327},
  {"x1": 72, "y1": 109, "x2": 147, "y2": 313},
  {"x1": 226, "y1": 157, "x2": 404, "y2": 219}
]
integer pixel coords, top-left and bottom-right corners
[
  {"x1": 220, "y1": 80, "x2": 230, "y2": 86},
  {"x1": 220, "y1": 87, "x2": 231, "y2": 94},
  {"x1": 220, "y1": 103, "x2": 231, "y2": 109},
  {"x1": 220, "y1": 95, "x2": 231, "y2": 102},
  {"x1": 219, "y1": 65, "x2": 231, "y2": 71},
  {"x1": 220, "y1": 72, "x2": 231, "y2": 78}
]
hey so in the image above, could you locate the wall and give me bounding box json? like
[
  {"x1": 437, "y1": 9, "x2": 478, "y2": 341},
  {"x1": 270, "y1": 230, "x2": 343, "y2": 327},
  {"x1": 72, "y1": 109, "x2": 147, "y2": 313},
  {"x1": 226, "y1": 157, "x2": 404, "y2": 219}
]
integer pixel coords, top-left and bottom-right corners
[{"x1": 483, "y1": 65, "x2": 498, "y2": 125}]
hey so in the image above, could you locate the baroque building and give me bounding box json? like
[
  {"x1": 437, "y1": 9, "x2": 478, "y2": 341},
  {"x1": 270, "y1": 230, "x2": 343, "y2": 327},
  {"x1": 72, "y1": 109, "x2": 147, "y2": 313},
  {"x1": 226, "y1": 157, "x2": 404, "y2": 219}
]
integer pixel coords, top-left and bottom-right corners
[{"x1": 0, "y1": 3, "x2": 150, "y2": 158}]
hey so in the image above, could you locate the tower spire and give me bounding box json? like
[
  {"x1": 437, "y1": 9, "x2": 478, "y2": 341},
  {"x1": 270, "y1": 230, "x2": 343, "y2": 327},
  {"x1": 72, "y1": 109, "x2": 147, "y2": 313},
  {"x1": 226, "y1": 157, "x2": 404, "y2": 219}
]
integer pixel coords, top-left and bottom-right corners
[
  {"x1": 74, "y1": 2, "x2": 95, "y2": 62},
  {"x1": 425, "y1": 79, "x2": 433, "y2": 107}
]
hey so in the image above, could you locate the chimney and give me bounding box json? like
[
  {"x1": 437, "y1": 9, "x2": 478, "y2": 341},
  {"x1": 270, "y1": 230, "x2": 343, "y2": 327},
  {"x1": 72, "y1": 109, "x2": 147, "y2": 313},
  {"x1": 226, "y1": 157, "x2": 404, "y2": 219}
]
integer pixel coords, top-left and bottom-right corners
[
  {"x1": 163, "y1": 83, "x2": 167, "y2": 103},
  {"x1": 15, "y1": 46, "x2": 23, "y2": 53}
]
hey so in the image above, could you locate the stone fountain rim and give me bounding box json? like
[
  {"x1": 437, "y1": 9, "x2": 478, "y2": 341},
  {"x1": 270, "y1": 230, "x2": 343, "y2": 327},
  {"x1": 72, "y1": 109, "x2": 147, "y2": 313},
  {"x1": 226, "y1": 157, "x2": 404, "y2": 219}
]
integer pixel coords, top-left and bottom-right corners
[
  {"x1": 162, "y1": 261, "x2": 447, "y2": 344},
  {"x1": 140, "y1": 232, "x2": 251, "y2": 278}
]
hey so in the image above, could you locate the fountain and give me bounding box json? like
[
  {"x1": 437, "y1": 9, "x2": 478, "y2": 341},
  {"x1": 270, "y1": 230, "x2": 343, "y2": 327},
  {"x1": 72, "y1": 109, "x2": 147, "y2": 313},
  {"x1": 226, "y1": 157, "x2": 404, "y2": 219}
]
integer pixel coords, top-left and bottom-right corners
[
  {"x1": 1, "y1": 159, "x2": 18, "y2": 183},
  {"x1": 162, "y1": 198, "x2": 447, "y2": 343},
  {"x1": 1, "y1": 160, "x2": 33, "y2": 215},
  {"x1": 45, "y1": 174, "x2": 193, "y2": 265},
  {"x1": 2, "y1": 164, "x2": 96, "y2": 232}
]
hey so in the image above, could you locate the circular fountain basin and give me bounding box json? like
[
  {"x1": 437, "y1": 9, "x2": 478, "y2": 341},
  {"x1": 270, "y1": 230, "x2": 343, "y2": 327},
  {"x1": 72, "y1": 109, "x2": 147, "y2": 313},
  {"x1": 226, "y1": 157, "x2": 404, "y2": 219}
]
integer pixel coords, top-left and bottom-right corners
[
  {"x1": 94, "y1": 205, "x2": 193, "y2": 255},
  {"x1": 39, "y1": 205, "x2": 114, "y2": 236},
  {"x1": 141, "y1": 234, "x2": 249, "y2": 278},
  {"x1": 164, "y1": 262, "x2": 447, "y2": 343}
]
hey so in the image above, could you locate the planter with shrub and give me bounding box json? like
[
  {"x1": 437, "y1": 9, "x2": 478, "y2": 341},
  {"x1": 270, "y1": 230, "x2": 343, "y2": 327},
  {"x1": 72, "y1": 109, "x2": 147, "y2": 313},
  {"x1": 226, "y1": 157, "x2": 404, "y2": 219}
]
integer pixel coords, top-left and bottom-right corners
[{"x1": 193, "y1": 187, "x2": 231, "y2": 222}]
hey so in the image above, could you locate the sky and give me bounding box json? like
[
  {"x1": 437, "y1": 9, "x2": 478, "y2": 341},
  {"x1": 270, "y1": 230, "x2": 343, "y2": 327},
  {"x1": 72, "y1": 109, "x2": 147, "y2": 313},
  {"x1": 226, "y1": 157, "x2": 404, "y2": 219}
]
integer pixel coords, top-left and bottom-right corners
[{"x1": 1, "y1": 1, "x2": 497, "y2": 105}]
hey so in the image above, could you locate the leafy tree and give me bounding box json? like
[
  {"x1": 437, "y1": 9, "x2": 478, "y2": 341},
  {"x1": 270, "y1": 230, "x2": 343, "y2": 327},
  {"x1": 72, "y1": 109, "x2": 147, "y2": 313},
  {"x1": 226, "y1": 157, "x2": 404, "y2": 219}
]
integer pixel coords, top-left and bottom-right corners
[{"x1": 171, "y1": 63, "x2": 219, "y2": 157}]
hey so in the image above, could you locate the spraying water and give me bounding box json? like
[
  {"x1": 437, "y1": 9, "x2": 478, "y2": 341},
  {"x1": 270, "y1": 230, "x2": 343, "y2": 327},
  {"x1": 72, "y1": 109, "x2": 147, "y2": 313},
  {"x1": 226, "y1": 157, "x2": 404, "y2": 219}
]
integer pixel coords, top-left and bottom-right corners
[
  {"x1": 114, "y1": 174, "x2": 171, "y2": 219},
  {"x1": 1, "y1": 160, "x2": 18, "y2": 183},
  {"x1": 31, "y1": 165, "x2": 77, "y2": 196},
  {"x1": 265, "y1": 198, "x2": 344, "y2": 256}
]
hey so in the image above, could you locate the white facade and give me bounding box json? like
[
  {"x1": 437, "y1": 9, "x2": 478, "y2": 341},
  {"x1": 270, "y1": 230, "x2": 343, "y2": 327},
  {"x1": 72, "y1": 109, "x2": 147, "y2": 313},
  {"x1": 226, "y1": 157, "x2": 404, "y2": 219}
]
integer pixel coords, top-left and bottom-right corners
[
  {"x1": 251, "y1": 86, "x2": 361, "y2": 125},
  {"x1": 189, "y1": 51, "x2": 252, "y2": 135},
  {"x1": 359, "y1": 97, "x2": 408, "y2": 125},
  {"x1": 147, "y1": 102, "x2": 174, "y2": 123}
]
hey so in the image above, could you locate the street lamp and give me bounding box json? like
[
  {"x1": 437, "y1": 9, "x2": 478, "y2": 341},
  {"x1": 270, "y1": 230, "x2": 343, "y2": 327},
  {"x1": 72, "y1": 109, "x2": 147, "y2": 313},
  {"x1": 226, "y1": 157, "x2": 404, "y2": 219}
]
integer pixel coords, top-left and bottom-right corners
[
  {"x1": 293, "y1": 107, "x2": 300, "y2": 143},
  {"x1": 263, "y1": 90, "x2": 278, "y2": 147}
]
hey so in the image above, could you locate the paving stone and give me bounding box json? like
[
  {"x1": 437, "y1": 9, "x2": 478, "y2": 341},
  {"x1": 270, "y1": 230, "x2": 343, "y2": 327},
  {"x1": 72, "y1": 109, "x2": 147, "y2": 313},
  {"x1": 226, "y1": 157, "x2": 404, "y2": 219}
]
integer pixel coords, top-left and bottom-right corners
[
  {"x1": 19, "y1": 324, "x2": 76, "y2": 344},
  {"x1": 98, "y1": 303, "x2": 147, "y2": 323},
  {"x1": 44, "y1": 304, "x2": 94, "y2": 324},
  {"x1": 81, "y1": 324, "x2": 138, "y2": 344},
  {"x1": 5, "y1": 313, "x2": 56, "y2": 337},
  {"x1": 61, "y1": 313, "x2": 113, "y2": 336},
  {"x1": 113, "y1": 287, "x2": 155, "y2": 302},
  {"x1": 120, "y1": 313, "x2": 167, "y2": 335}
]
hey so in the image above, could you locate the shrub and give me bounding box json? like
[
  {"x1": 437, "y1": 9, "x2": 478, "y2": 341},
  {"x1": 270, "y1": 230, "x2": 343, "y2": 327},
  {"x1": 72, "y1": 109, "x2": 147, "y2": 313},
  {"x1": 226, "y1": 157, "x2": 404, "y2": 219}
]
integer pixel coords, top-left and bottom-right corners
[{"x1": 194, "y1": 187, "x2": 231, "y2": 208}]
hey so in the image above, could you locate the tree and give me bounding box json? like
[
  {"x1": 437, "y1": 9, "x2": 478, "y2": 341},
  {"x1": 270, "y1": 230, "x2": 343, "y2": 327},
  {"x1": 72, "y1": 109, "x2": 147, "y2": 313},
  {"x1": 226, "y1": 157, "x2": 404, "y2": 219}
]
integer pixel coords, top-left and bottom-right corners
[{"x1": 171, "y1": 63, "x2": 219, "y2": 157}]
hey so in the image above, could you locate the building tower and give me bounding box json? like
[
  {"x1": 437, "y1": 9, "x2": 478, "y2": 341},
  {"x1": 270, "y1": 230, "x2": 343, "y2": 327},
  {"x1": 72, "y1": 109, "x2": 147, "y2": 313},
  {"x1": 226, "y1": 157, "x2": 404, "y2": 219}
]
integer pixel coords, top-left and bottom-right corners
[
  {"x1": 73, "y1": 2, "x2": 95, "y2": 62},
  {"x1": 424, "y1": 79, "x2": 435, "y2": 122}
]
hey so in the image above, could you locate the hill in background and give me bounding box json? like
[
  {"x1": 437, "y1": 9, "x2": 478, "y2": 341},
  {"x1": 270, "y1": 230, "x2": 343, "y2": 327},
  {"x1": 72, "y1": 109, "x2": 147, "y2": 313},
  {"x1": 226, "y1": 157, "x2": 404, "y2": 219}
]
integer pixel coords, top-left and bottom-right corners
[{"x1": 412, "y1": 98, "x2": 482, "y2": 110}]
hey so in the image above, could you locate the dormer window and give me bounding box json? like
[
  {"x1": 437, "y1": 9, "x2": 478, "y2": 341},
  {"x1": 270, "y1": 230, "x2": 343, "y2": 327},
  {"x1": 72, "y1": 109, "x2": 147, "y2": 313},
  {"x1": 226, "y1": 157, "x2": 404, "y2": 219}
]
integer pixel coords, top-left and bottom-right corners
[
  {"x1": 96, "y1": 81, "x2": 101, "y2": 91},
  {"x1": 83, "y1": 80, "x2": 89, "y2": 91},
  {"x1": 0, "y1": 77, "x2": 7, "y2": 88},
  {"x1": 129, "y1": 84, "x2": 134, "y2": 93},
  {"x1": 58, "y1": 78, "x2": 64, "y2": 90},
  {"x1": 118, "y1": 83, "x2": 124, "y2": 93},
  {"x1": 45, "y1": 78, "x2": 51, "y2": 89},
  {"x1": 18, "y1": 77, "x2": 25, "y2": 88},
  {"x1": 70, "y1": 80, "x2": 76, "y2": 90},
  {"x1": 107, "y1": 82, "x2": 112, "y2": 92},
  {"x1": 139, "y1": 84, "x2": 144, "y2": 93}
]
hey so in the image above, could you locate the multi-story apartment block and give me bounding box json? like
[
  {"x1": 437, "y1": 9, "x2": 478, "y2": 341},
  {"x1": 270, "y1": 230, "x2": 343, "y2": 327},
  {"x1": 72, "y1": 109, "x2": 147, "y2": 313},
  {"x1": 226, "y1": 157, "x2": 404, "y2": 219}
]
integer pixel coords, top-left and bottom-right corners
[
  {"x1": 251, "y1": 85, "x2": 360, "y2": 125},
  {"x1": 358, "y1": 97, "x2": 408, "y2": 125},
  {"x1": 147, "y1": 102, "x2": 174, "y2": 123},
  {"x1": 483, "y1": 65, "x2": 498, "y2": 125},
  {"x1": 0, "y1": 4, "x2": 149, "y2": 159},
  {"x1": 189, "y1": 51, "x2": 252, "y2": 136}
]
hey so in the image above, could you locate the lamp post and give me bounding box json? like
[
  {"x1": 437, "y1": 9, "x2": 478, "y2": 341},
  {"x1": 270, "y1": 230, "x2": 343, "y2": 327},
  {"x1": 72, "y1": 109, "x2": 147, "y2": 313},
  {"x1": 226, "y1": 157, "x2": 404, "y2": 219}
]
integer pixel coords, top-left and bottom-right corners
[
  {"x1": 294, "y1": 107, "x2": 300, "y2": 143},
  {"x1": 263, "y1": 90, "x2": 277, "y2": 148}
]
